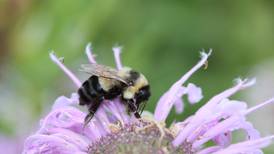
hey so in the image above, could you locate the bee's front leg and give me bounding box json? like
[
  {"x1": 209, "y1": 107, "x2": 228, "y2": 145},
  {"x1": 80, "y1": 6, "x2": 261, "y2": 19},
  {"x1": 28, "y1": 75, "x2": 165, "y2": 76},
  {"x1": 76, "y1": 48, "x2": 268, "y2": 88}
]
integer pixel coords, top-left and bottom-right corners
[{"x1": 126, "y1": 99, "x2": 141, "y2": 118}]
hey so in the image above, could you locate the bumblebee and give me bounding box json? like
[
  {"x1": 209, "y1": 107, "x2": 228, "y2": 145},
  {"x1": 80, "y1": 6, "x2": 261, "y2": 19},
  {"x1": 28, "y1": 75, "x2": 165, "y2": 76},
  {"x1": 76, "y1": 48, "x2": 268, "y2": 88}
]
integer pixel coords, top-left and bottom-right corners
[{"x1": 78, "y1": 63, "x2": 151, "y2": 125}]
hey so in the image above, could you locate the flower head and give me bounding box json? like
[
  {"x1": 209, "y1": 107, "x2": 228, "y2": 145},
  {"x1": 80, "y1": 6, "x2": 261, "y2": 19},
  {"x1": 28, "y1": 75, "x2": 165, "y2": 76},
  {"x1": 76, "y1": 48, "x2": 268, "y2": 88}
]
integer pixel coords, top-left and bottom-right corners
[{"x1": 23, "y1": 45, "x2": 274, "y2": 154}]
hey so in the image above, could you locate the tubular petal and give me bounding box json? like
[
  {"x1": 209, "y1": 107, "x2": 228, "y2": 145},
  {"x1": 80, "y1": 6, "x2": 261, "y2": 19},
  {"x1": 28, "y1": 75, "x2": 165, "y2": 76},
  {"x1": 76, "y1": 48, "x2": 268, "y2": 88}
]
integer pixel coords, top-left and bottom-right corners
[
  {"x1": 172, "y1": 79, "x2": 255, "y2": 147},
  {"x1": 197, "y1": 146, "x2": 222, "y2": 154},
  {"x1": 113, "y1": 46, "x2": 123, "y2": 70},
  {"x1": 192, "y1": 116, "x2": 244, "y2": 148},
  {"x1": 50, "y1": 52, "x2": 82, "y2": 88},
  {"x1": 244, "y1": 97, "x2": 274, "y2": 115},
  {"x1": 212, "y1": 132, "x2": 232, "y2": 147},
  {"x1": 212, "y1": 135, "x2": 274, "y2": 154},
  {"x1": 154, "y1": 51, "x2": 211, "y2": 122},
  {"x1": 85, "y1": 43, "x2": 97, "y2": 64}
]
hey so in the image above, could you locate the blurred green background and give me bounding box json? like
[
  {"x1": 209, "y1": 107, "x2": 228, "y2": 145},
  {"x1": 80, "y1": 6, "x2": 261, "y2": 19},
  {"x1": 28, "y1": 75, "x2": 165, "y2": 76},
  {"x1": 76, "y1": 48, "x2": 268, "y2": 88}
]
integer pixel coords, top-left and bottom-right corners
[{"x1": 0, "y1": 0, "x2": 274, "y2": 153}]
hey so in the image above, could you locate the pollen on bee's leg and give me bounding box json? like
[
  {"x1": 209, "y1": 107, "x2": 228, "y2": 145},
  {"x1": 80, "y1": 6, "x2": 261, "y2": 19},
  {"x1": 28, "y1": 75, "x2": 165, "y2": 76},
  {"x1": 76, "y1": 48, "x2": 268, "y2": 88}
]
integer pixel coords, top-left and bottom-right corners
[
  {"x1": 112, "y1": 46, "x2": 123, "y2": 70},
  {"x1": 85, "y1": 43, "x2": 97, "y2": 64},
  {"x1": 50, "y1": 52, "x2": 82, "y2": 88}
]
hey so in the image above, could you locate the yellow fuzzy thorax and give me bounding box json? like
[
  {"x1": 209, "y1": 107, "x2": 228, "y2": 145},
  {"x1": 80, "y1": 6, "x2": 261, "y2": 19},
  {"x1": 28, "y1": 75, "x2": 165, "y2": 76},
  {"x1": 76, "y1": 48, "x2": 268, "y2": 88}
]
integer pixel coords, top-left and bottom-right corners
[{"x1": 123, "y1": 73, "x2": 148, "y2": 99}]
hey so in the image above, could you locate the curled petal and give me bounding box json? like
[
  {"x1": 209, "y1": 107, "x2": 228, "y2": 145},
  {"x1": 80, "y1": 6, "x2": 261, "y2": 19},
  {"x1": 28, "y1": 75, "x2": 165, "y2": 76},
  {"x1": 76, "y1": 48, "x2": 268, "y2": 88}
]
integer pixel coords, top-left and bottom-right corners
[
  {"x1": 23, "y1": 135, "x2": 86, "y2": 154},
  {"x1": 38, "y1": 106, "x2": 103, "y2": 142},
  {"x1": 186, "y1": 83, "x2": 203, "y2": 104},
  {"x1": 241, "y1": 121, "x2": 260, "y2": 140},
  {"x1": 52, "y1": 93, "x2": 79, "y2": 110},
  {"x1": 174, "y1": 98, "x2": 184, "y2": 114},
  {"x1": 172, "y1": 83, "x2": 202, "y2": 115},
  {"x1": 39, "y1": 107, "x2": 85, "y2": 133},
  {"x1": 49, "y1": 129, "x2": 89, "y2": 152}
]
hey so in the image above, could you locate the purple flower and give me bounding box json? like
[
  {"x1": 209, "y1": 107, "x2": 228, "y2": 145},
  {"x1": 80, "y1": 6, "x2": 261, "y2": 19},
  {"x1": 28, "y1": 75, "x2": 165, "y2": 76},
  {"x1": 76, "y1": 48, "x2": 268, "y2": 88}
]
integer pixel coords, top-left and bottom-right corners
[
  {"x1": 23, "y1": 44, "x2": 274, "y2": 154},
  {"x1": 0, "y1": 135, "x2": 22, "y2": 154}
]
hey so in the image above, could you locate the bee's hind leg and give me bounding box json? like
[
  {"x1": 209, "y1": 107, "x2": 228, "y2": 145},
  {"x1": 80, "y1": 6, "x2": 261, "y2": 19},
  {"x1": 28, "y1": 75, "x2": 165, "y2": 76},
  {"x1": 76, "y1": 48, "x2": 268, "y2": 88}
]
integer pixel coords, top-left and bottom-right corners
[
  {"x1": 83, "y1": 97, "x2": 103, "y2": 127},
  {"x1": 84, "y1": 112, "x2": 94, "y2": 127}
]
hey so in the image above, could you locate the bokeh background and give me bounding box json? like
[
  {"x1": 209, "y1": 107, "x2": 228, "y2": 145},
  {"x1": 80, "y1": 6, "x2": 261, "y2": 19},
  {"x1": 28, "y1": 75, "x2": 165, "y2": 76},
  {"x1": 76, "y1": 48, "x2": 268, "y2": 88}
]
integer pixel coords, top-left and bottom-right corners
[{"x1": 0, "y1": 0, "x2": 274, "y2": 153}]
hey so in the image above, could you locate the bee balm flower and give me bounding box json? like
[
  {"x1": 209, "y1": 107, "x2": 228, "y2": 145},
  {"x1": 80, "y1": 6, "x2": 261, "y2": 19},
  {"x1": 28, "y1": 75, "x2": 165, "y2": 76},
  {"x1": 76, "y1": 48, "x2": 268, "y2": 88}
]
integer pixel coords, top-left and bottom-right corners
[{"x1": 23, "y1": 45, "x2": 274, "y2": 154}]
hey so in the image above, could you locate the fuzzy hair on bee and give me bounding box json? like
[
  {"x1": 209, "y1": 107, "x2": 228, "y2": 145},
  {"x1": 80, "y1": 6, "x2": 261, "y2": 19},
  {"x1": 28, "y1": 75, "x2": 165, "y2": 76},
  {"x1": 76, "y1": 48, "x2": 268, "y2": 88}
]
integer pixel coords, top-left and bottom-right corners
[{"x1": 78, "y1": 63, "x2": 151, "y2": 125}]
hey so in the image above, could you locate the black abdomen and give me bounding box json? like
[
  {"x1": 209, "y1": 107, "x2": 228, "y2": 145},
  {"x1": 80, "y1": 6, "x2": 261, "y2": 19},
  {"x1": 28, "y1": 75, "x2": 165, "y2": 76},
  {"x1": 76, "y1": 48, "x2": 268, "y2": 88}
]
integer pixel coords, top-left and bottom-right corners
[
  {"x1": 78, "y1": 76, "x2": 123, "y2": 106},
  {"x1": 78, "y1": 76, "x2": 104, "y2": 106}
]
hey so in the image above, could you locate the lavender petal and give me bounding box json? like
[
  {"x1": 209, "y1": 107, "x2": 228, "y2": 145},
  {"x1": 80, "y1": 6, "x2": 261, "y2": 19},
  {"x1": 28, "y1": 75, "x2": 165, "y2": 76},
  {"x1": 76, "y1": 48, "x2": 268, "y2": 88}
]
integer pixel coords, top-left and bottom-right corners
[
  {"x1": 23, "y1": 135, "x2": 86, "y2": 154},
  {"x1": 212, "y1": 135, "x2": 274, "y2": 154}
]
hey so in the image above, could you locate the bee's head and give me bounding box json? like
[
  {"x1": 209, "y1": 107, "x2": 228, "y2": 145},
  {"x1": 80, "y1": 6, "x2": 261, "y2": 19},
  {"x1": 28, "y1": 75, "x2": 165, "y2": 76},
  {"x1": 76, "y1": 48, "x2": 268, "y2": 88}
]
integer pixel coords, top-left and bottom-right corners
[
  {"x1": 135, "y1": 85, "x2": 150, "y2": 104},
  {"x1": 121, "y1": 69, "x2": 150, "y2": 103}
]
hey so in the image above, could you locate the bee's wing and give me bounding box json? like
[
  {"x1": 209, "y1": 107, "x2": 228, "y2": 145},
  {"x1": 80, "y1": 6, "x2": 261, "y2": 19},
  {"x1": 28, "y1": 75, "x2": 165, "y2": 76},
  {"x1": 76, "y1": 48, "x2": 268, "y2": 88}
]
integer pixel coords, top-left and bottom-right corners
[{"x1": 80, "y1": 64, "x2": 129, "y2": 85}]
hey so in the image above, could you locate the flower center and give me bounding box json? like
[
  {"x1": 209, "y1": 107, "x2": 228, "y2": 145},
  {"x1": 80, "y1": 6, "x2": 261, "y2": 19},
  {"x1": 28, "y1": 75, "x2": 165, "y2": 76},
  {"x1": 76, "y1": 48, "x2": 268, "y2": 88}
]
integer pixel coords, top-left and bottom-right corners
[{"x1": 88, "y1": 119, "x2": 188, "y2": 154}]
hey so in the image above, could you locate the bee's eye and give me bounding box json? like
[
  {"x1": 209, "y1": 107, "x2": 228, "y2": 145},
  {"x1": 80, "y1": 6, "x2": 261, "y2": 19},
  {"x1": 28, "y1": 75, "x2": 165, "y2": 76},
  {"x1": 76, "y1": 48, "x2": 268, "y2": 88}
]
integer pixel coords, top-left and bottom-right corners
[
  {"x1": 136, "y1": 86, "x2": 150, "y2": 102},
  {"x1": 138, "y1": 89, "x2": 146, "y2": 95}
]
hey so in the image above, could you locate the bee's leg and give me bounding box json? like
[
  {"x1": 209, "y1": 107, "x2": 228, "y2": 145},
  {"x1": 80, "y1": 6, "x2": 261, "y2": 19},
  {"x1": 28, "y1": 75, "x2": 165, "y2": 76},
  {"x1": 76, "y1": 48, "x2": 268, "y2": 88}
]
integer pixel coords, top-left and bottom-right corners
[
  {"x1": 127, "y1": 100, "x2": 141, "y2": 118},
  {"x1": 84, "y1": 112, "x2": 94, "y2": 126},
  {"x1": 84, "y1": 96, "x2": 103, "y2": 126},
  {"x1": 134, "y1": 112, "x2": 141, "y2": 118}
]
